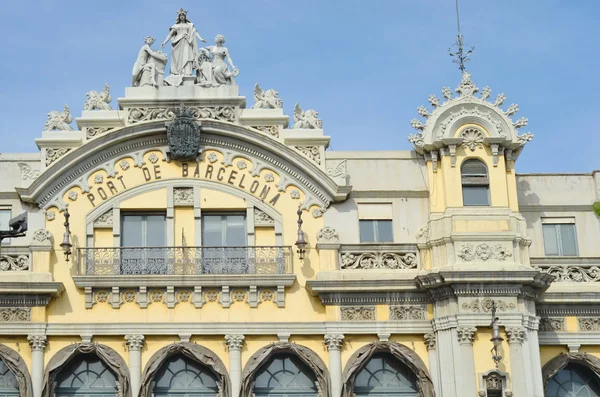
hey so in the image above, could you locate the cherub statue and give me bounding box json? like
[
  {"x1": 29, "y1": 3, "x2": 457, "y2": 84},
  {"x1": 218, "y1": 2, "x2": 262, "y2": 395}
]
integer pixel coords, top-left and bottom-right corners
[
  {"x1": 44, "y1": 104, "x2": 74, "y2": 131},
  {"x1": 83, "y1": 84, "x2": 112, "y2": 111},
  {"x1": 293, "y1": 103, "x2": 323, "y2": 129},
  {"x1": 251, "y1": 83, "x2": 283, "y2": 109}
]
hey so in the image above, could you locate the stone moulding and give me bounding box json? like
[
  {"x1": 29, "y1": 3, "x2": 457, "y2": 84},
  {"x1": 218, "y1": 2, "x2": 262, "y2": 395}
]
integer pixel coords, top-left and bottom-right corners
[
  {"x1": 0, "y1": 254, "x2": 30, "y2": 271},
  {"x1": 539, "y1": 318, "x2": 565, "y2": 332},
  {"x1": 45, "y1": 148, "x2": 72, "y2": 167},
  {"x1": 538, "y1": 265, "x2": 600, "y2": 282},
  {"x1": 340, "y1": 306, "x2": 376, "y2": 321},
  {"x1": 457, "y1": 243, "x2": 512, "y2": 262},
  {"x1": 127, "y1": 106, "x2": 236, "y2": 124},
  {"x1": 339, "y1": 244, "x2": 418, "y2": 270},
  {"x1": 389, "y1": 305, "x2": 426, "y2": 320},
  {"x1": 0, "y1": 307, "x2": 31, "y2": 322},
  {"x1": 461, "y1": 298, "x2": 516, "y2": 313},
  {"x1": 578, "y1": 318, "x2": 600, "y2": 332}
]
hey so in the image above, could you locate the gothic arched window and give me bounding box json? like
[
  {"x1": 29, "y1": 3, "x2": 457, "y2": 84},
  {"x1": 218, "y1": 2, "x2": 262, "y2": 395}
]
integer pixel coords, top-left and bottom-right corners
[
  {"x1": 461, "y1": 159, "x2": 490, "y2": 206},
  {"x1": 254, "y1": 354, "x2": 319, "y2": 397},
  {"x1": 153, "y1": 354, "x2": 219, "y2": 397},
  {"x1": 353, "y1": 352, "x2": 419, "y2": 397},
  {"x1": 55, "y1": 354, "x2": 117, "y2": 397},
  {"x1": 545, "y1": 363, "x2": 600, "y2": 397},
  {"x1": 0, "y1": 359, "x2": 19, "y2": 397}
]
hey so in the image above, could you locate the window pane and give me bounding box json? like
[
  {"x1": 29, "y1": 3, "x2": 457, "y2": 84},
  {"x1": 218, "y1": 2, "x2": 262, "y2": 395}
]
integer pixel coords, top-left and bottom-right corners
[
  {"x1": 542, "y1": 224, "x2": 559, "y2": 256},
  {"x1": 559, "y1": 224, "x2": 578, "y2": 256},
  {"x1": 0, "y1": 209, "x2": 11, "y2": 245},
  {"x1": 462, "y1": 186, "x2": 490, "y2": 206},
  {"x1": 359, "y1": 220, "x2": 375, "y2": 243},
  {"x1": 225, "y1": 215, "x2": 246, "y2": 246},
  {"x1": 376, "y1": 220, "x2": 393, "y2": 242},
  {"x1": 202, "y1": 216, "x2": 224, "y2": 246},
  {"x1": 122, "y1": 215, "x2": 143, "y2": 246},
  {"x1": 146, "y1": 215, "x2": 166, "y2": 246},
  {"x1": 461, "y1": 160, "x2": 487, "y2": 176}
]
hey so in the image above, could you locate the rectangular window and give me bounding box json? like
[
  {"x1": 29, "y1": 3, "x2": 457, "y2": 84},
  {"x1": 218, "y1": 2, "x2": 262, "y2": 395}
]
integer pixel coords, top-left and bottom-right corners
[
  {"x1": 359, "y1": 220, "x2": 393, "y2": 243},
  {"x1": 121, "y1": 213, "x2": 166, "y2": 247},
  {"x1": 202, "y1": 214, "x2": 246, "y2": 246},
  {"x1": 542, "y1": 219, "x2": 578, "y2": 256},
  {"x1": 462, "y1": 186, "x2": 490, "y2": 206},
  {"x1": 0, "y1": 209, "x2": 11, "y2": 245}
]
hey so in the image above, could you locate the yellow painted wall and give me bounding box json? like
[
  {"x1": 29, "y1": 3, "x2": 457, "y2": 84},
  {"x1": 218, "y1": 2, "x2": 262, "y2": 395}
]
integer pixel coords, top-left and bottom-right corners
[
  {"x1": 175, "y1": 207, "x2": 194, "y2": 245},
  {"x1": 540, "y1": 345, "x2": 568, "y2": 366},
  {"x1": 473, "y1": 328, "x2": 511, "y2": 391},
  {"x1": 255, "y1": 227, "x2": 275, "y2": 246}
]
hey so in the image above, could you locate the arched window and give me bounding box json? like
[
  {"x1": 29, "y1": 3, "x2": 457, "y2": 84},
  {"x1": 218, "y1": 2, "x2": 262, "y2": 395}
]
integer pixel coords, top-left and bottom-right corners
[
  {"x1": 0, "y1": 359, "x2": 19, "y2": 397},
  {"x1": 55, "y1": 354, "x2": 117, "y2": 397},
  {"x1": 353, "y1": 352, "x2": 419, "y2": 397},
  {"x1": 545, "y1": 363, "x2": 600, "y2": 397},
  {"x1": 254, "y1": 354, "x2": 319, "y2": 397},
  {"x1": 153, "y1": 355, "x2": 219, "y2": 397},
  {"x1": 461, "y1": 159, "x2": 490, "y2": 206}
]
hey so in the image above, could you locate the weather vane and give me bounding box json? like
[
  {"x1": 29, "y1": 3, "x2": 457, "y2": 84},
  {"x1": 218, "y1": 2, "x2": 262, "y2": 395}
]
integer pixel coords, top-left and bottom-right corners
[{"x1": 448, "y1": 0, "x2": 474, "y2": 73}]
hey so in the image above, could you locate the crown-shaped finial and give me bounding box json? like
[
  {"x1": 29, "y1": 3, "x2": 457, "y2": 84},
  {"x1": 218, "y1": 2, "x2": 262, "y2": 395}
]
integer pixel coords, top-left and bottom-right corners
[{"x1": 177, "y1": 8, "x2": 188, "y2": 16}]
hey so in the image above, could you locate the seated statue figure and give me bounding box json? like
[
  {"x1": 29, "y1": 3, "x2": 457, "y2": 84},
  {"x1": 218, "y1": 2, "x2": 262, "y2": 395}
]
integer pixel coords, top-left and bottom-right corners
[
  {"x1": 196, "y1": 34, "x2": 239, "y2": 87},
  {"x1": 132, "y1": 37, "x2": 168, "y2": 87}
]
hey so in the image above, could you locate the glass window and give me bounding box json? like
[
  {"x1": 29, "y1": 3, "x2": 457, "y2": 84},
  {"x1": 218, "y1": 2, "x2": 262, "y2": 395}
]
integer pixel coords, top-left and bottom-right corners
[
  {"x1": 461, "y1": 159, "x2": 490, "y2": 206},
  {"x1": 121, "y1": 213, "x2": 166, "y2": 247},
  {"x1": 543, "y1": 223, "x2": 578, "y2": 256},
  {"x1": 202, "y1": 214, "x2": 246, "y2": 246},
  {"x1": 359, "y1": 220, "x2": 393, "y2": 243},
  {"x1": 0, "y1": 209, "x2": 11, "y2": 245},
  {"x1": 545, "y1": 363, "x2": 600, "y2": 397}
]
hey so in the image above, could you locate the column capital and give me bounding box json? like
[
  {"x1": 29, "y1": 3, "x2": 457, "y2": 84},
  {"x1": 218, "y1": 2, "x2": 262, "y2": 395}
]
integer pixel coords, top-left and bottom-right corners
[
  {"x1": 225, "y1": 334, "x2": 245, "y2": 351},
  {"x1": 456, "y1": 326, "x2": 477, "y2": 345},
  {"x1": 125, "y1": 335, "x2": 145, "y2": 351},
  {"x1": 324, "y1": 334, "x2": 344, "y2": 351},
  {"x1": 424, "y1": 333, "x2": 436, "y2": 351},
  {"x1": 505, "y1": 327, "x2": 525, "y2": 345},
  {"x1": 28, "y1": 334, "x2": 47, "y2": 352}
]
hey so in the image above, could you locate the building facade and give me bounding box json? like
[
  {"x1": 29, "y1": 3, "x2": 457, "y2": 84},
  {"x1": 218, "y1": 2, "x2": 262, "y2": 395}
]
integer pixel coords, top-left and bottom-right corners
[{"x1": 1, "y1": 11, "x2": 600, "y2": 397}]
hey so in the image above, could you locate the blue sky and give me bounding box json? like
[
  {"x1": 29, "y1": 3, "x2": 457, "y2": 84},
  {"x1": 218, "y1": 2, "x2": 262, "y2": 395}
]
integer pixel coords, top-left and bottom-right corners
[{"x1": 0, "y1": 0, "x2": 598, "y2": 173}]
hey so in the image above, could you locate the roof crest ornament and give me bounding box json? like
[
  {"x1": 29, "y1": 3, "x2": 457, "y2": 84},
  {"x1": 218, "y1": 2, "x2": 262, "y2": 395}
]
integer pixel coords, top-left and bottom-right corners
[{"x1": 448, "y1": 0, "x2": 474, "y2": 74}]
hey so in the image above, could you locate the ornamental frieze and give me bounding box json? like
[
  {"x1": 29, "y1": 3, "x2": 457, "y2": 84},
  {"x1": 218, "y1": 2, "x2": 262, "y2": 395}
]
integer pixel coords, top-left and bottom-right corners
[
  {"x1": 457, "y1": 243, "x2": 512, "y2": 262},
  {"x1": 0, "y1": 307, "x2": 31, "y2": 321},
  {"x1": 539, "y1": 318, "x2": 565, "y2": 332},
  {"x1": 537, "y1": 265, "x2": 600, "y2": 282},
  {"x1": 0, "y1": 254, "x2": 30, "y2": 271},
  {"x1": 127, "y1": 106, "x2": 236, "y2": 124},
  {"x1": 461, "y1": 298, "x2": 516, "y2": 313},
  {"x1": 340, "y1": 249, "x2": 418, "y2": 270},
  {"x1": 578, "y1": 318, "x2": 600, "y2": 332},
  {"x1": 340, "y1": 306, "x2": 376, "y2": 321},
  {"x1": 389, "y1": 305, "x2": 426, "y2": 320}
]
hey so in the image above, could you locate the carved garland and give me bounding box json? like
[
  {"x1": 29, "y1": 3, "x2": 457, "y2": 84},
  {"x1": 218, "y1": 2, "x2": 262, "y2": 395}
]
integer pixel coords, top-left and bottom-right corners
[
  {"x1": 340, "y1": 252, "x2": 417, "y2": 270},
  {"x1": 45, "y1": 148, "x2": 71, "y2": 166},
  {"x1": 461, "y1": 298, "x2": 516, "y2": 313},
  {"x1": 0, "y1": 307, "x2": 31, "y2": 321},
  {"x1": 539, "y1": 265, "x2": 600, "y2": 282},
  {"x1": 295, "y1": 146, "x2": 321, "y2": 165},
  {"x1": 457, "y1": 243, "x2": 512, "y2": 262},
  {"x1": 389, "y1": 306, "x2": 426, "y2": 320},
  {"x1": 127, "y1": 106, "x2": 236, "y2": 124},
  {"x1": 340, "y1": 306, "x2": 375, "y2": 321},
  {"x1": 539, "y1": 318, "x2": 566, "y2": 332},
  {"x1": 0, "y1": 255, "x2": 30, "y2": 271}
]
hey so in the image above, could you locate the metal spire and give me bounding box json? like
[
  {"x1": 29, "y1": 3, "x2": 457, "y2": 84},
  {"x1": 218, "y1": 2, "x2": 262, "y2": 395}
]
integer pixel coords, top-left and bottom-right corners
[{"x1": 448, "y1": 0, "x2": 474, "y2": 73}]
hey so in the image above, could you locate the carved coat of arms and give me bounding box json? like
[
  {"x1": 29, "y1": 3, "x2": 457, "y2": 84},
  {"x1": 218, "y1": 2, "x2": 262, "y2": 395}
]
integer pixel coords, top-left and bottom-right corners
[{"x1": 166, "y1": 104, "x2": 201, "y2": 161}]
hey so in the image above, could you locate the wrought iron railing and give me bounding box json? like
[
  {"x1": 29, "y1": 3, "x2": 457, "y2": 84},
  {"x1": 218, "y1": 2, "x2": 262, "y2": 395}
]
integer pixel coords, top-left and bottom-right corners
[
  {"x1": 79, "y1": 246, "x2": 292, "y2": 276},
  {"x1": 338, "y1": 244, "x2": 419, "y2": 270}
]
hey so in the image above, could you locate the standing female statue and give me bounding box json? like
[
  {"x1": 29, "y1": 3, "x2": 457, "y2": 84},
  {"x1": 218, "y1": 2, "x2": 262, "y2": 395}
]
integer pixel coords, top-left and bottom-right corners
[{"x1": 161, "y1": 9, "x2": 206, "y2": 86}]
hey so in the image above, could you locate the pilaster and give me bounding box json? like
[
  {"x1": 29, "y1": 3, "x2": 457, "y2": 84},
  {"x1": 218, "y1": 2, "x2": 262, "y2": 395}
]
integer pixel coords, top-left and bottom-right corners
[
  {"x1": 424, "y1": 333, "x2": 441, "y2": 395},
  {"x1": 225, "y1": 334, "x2": 245, "y2": 397},
  {"x1": 28, "y1": 334, "x2": 47, "y2": 397},
  {"x1": 125, "y1": 335, "x2": 145, "y2": 397},
  {"x1": 505, "y1": 327, "x2": 531, "y2": 397},
  {"x1": 456, "y1": 326, "x2": 477, "y2": 397},
  {"x1": 324, "y1": 334, "x2": 344, "y2": 397}
]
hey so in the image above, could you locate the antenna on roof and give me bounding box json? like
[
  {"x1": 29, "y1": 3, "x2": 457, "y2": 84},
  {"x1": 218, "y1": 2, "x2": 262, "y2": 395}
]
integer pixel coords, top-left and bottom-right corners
[{"x1": 448, "y1": 0, "x2": 474, "y2": 73}]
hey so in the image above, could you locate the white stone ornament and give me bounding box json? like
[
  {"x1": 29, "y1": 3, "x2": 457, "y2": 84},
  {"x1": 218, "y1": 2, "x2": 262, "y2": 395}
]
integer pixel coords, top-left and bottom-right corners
[
  {"x1": 132, "y1": 36, "x2": 168, "y2": 87},
  {"x1": 44, "y1": 104, "x2": 73, "y2": 131},
  {"x1": 293, "y1": 103, "x2": 323, "y2": 129},
  {"x1": 84, "y1": 84, "x2": 112, "y2": 111},
  {"x1": 46, "y1": 211, "x2": 56, "y2": 221},
  {"x1": 207, "y1": 153, "x2": 218, "y2": 163},
  {"x1": 196, "y1": 34, "x2": 239, "y2": 88},
  {"x1": 252, "y1": 83, "x2": 283, "y2": 109}
]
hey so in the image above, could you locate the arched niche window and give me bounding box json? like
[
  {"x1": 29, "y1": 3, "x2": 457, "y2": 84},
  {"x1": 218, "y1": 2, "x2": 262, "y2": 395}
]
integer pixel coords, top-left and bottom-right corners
[
  {"x1": 353, "y1": 352, "x2": 419, "y2": 397},
  {"x1": 0, "y1": 359, "x2": 19, "y2": 397},
  {"x1": 153, "y1": 355, "x2": 219, "y2": 397},
  {"x1": 254, "y1": 354, "x2": 319, "y2": 397},
  {"x1": 545, "y1": 363, "x2": 600, "y2": 397},
  {"x1": 461, "y1": 159, "x2": 490, "y2": 206},
  {"x1": 54, "y1": 354, "x2": 117, "y2": 397}
]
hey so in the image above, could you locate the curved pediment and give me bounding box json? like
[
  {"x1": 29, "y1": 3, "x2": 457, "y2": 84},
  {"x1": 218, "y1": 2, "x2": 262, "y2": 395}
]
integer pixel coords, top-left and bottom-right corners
[{"x1": 20, "y1": 120, "x2": 350, "y2": 218}]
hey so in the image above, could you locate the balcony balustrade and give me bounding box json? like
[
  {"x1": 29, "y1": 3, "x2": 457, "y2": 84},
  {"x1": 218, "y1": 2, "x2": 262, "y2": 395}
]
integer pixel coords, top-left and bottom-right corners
[
  {"x1": 338, "y1": 244, "x2": 419, "y2": 270},
  {"x1": 532, "y1": 257, "x2": 600, "y2": 282},
  {"x1": 78, "y1": 246, "x2": 292, "y2": 276}
]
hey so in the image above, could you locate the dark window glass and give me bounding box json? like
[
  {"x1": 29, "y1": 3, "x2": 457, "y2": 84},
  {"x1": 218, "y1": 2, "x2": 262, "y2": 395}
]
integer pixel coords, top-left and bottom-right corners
[
  {"x1": 202, "y1": 214, "x2": 247, "y2": 246},
  {"x1": 121, "y1": 213, "x2": 166, "y2": 247},
  {"x1": 543, "y1": 223, "x2": 578, "y2": 256},
  {"x1": 359, "y1": 220, "x2": 393, "y2": 243},
  {"x1": 461, "y1": 159, "x2": 490, "y2": 206}
]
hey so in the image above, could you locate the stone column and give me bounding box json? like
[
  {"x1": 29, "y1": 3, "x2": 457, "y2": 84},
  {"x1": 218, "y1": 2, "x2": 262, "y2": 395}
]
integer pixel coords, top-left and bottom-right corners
[
  {"x1": 324, "y1": 334, "x2": 344, "y2": 397},
  {"x1": 28, "y1": 334, "x2": 47, "y2": 397},
  {"x1": 125, "y1": 335, "x2": 145, "y2": 397},
  {"x1": 456, "y1": 326, "x2": 477, "y2": 397},
  {"x1": 424, "y1": 333, "x2": 441, "y2": 395},
  {"x1": 505, "y1": 327, "x2": 528, "y2": 397},
  {"x1": 435, "y1": 328, "x2": 457, "y2": 397},
  {"x1": 225, "y1": 335, "x2": 245, "y2": 397}
]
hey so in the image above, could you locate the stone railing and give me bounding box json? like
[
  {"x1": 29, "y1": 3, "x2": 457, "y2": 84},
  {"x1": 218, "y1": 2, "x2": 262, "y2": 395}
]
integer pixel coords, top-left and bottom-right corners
[
  {"x1": 532, "y1": 257, "x2": 600, "y2": 282},
  {"x1": 338, "y1": 244, "x2": 419, "y2": 270},
  {"x1": 79, "y1": 246, "x2": 292, "y2": 276},
  {"x1": 0, "y1": 253, "x2": 31, "y2": 271}
]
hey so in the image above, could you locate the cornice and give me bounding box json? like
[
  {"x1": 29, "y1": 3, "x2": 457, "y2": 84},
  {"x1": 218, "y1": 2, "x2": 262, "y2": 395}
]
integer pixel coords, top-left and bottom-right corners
[
  {"x1": 0, "y1": 282, "x2": 64, "y2": 297},
  {"x1": 519, "y1": 205, "x2": 592, "y2": 213}
]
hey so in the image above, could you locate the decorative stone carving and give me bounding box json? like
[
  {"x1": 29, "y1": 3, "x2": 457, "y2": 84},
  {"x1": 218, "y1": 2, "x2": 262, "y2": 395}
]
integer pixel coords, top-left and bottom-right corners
[
  {"x1": 84, "y1": 84, "x2": 112, "y2": 111},
  {"x1": 205, "y1": 290, "x2": 219, "y2": 303},
  {"x1": 149, "y1": 290, "x2": 164, "y2": 303},
  {"x1": 264, "y1": 173, "x2": 275, "y2": 182},
  {"x1": 224, "y1": 334, "x2": 245, "y2": 351},
  {"x1": 317, "y1": 226, "x2": 339, "y2": 244},
  {"x1": 415, "y1": 225, "x2": 428, "y2": 240},
  {"x1": 32, "y1": 229, "x2": 52, "y2": 245},
  {"x1": 232, "y1": 289, "x2": 247, "y2": 303},
  {"x1": 45, "y1": 148, "x2": 72, "y2": 166},
  {"x1": 290, "y1": 189, "x2": 300, "y2": 200},
  {"x1": 324, "y1": 334, "x2": 344, "y2": 350},
  {"x1": 122, "y1": 290, "x2": 137, "y2": 303},
  {"x1": 485, "y1": 373, "x2": 503, "y2": 390},
  {"x1": 27, "y1": 334, "x2": 47, "y2": 350},
  {"x1": 253, "y1": 125, "x2": 279, "y2": 138},
  {"x1": 86, "y1": 127, "x2": 112, "y2": 139},
  {"x1": 236, "y1": 160, "x2": 247, "y2": 170},
  {"x1": 505, "y1": 327, "x2": 525, "y2": 344},
  {"x1": 196, "y1": 34, "x2": 239, "y2": 88},
  {"x1": 424, "y1": 333, "x2": 436, "y2": 351},
  {"x1": 456, "y1": 326, "x2": 477, "y2": 344},
  {"x1": 68, "y1": 191, "x2": 78, "y2": 201},
  {"x1": 207, "y1": 152, "x2": 218, "y2": 163},
  {"x1": 128, "y1": 105, "x2": 235, "y2": 124},
  {"x1": 148, "y1": 153, "x2": 159, "y2": 164},
  {"x1": 461, "y1": 298, "x2": 516, "y2": 313},
  {"x1": 578, "y1": 318, "x2": 600, "y2": 331},
  {"x1": 311, "y1": 207, "x2": 325, "y2": 219},
  {"x1": 17, "y1": 163, "x2": 40, "y2": 180},
  {"x1": 295, "y1": 146, "x2": 321, "y2": 165},
  {"x1": 174, "y1": 187, "x2": 194, "y2": 205},
  {"x1": 46, "y1": 211, "x2": 56, "y2": 221},
  {"x1": 254, "y1": 208, "x2": 274, "y2": 226},
  {"x1": 259, "y1": 289, "x2": 274, "y2": 302},
  {"x1": 124, "y1": 335, "x2": 145, "y2": 351},
  {"x1": 176, "y1": 290, "x2": 192, "y2": 303},
  {"x1": 94, "y1": 210, "x2": 113, "y2": 227},
  {"x1": 132, "y1": 36, "x2": 167, "y2": 87},
  {"x1": 252, "y1": 83, "x2": 283, "y2": 109},
  {"x1": 44, "y1": 104, "x2": 73, "y2": 131},
  {"x1": 538, "y1": 265, "x2": 600, "y2": 283},
  {"x1": 340, "y1": 306, "x2": 375, "y2": 321},
  {"x1": 326, "y1": 160, "x2": 347, "y2": 178},
  {"x1": 539, "y1": 318, "x2": 566, "y2": 332},
  {"x1": 457, "y1": 243, "x2": 512, "y2": 262},
  {"x1": 119, "y1": 160, "x2": 130, "y2": 170},
  {"x1": 389, "y1": 306, "x2": 426, "y2": 320},
  {"x1": 0, "y1": 308, "x2": 31, "y2": 322},
  {"x1": 95, "y1": 290, "x2": 110, "y2": 304},
  {"x1": 460, "y1": 127, "x2": 485, "y2": 151},
  {"x1": 0, "y1": 254, "x2": 30, "y2": 271},
  {"x1": 340, "y1": 251, "x2": 417, "y2": 270},
  {"x1": 94, "y1": 175, "x2": 104, "y2": 184},
  {"x1": 293, "y1": 103, "x2": 323, "y2": 129},
  {"x1": 166, "y1": 105, "x2": 202, "y2": 161}
]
